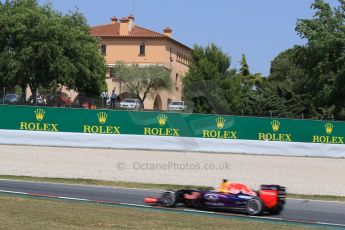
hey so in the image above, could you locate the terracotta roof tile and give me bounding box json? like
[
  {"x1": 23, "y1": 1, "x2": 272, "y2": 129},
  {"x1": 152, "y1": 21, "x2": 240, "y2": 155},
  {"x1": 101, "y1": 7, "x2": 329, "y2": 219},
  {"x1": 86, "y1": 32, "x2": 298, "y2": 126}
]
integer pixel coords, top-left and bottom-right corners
[
  {"x1": 90, "y1": 22, "x2": 192, "y2": 51},
  {"x1": 91, "y1": 23, "x2": 120, "y2": 37},
  {"x1": 129, "y1": 26, "x2": 165, "y2": 37},
  {"x1": 90, "y1": 23, "x2": 165, "y2": 38}
]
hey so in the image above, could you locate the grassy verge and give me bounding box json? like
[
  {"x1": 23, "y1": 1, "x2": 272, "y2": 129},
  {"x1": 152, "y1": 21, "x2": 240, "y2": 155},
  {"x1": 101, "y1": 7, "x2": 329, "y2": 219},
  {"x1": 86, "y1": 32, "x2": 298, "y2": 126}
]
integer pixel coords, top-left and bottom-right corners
[
  {"x1": 0, "y1": 194, "x2": 312, "y2": 230},
  {"x1": 0, "y1": 175, "x2": 344, "y2": 202},
  {"x1": 286, "y1": 194, "x2": 345, "y2": 202},
  {"x1": 0, "y1": 175, "x2": 210, "y2": 190}
]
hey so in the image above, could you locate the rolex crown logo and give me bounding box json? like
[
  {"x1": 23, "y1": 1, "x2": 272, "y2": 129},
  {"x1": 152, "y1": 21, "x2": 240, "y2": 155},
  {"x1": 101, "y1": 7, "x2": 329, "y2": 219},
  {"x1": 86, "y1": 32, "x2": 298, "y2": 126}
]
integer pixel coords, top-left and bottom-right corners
[
  {"x1": 34, "y1": 108, "x2": 45, "y2": 121},
  {"x1": 157, "y1": 114, "x2": 168, "y2": 126},
  {"x1": 216, "y1": 116, "x2": 225, "y2": 129},
  {"x1": 325, "y1": 123, "x2": 333, "y2": 135},
  {"x1": 271, "y1": 120, "x2": 280, "y2": 132},
  {"x1": 97, "y1": 112, "x2": 108, "y2": 124}
]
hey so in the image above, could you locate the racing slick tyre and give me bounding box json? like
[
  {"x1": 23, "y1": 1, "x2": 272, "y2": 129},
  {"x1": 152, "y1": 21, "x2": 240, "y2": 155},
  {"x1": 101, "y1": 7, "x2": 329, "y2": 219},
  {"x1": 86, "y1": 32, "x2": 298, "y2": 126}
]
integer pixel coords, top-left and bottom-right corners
[
  {"x1": 160, "y1": 191, "x2": 177, "y2": 207},
  {"x1": 267, "y1": 202, "x2": 284, "y2": 215},
  {"x1": 246, "y1": 198, "x2": 263, "y2": 215}
]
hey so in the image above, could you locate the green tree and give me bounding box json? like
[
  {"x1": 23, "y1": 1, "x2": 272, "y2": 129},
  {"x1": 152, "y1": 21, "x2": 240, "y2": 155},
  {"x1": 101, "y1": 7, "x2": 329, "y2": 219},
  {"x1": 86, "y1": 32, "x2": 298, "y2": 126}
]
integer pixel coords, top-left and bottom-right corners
[
  {"x1": 269, "y1": 48, "x2": 304, "y2": 83},
  {"x1": 240, "y1": 47, "x2": 309, "y2": 118},
  {"x1": 0, "y1": 1, "x2": 22, "y2": 91},
  {"x1": 237, "y1": 53, "x2": 264, "y2": 92},
  {"x1": 0, "y1": 0, "x2": 106, "y2": 102},
  {"x1": 239, "y1": 53, "x2": 250, "y2": 76},
  {"x1": 294, "y1": 0, "x2": 345, "y2": 119},
  {"x1": 113, "y1": 62, "x2": 172, "y2": 108},
  {"x1": 242, "y1": 79, "x2": 306, "y2": 118},
  {"x1": 253, "y1": 0, "x2": 345, "y2": 120},
  {"x1": 183, "y1": 44, "x2": 242, "y2": 114}
]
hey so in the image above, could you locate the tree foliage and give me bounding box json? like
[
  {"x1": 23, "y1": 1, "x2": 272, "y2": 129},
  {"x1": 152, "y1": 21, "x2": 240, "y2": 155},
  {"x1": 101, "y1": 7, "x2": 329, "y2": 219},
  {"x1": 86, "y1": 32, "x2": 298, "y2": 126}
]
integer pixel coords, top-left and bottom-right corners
[
  {"x1": 183, "y1": 44, "x2": 242, "y2": 114},
  {"x1": 0, "y1": 0, "x2": 106, "y2": 100},
  {"x1": 244, "y1": 0, "x2": 345, "y2": 120},
  {"x1": 113, "y1": 62, "x2": 172, "y2": 107},
  {"x1": 239, "y1": 53, "x2": 250, "y2": 77},
  {"x1": 293, "y1": 0, "x2": 345, "y2": 119},
  {"x1": 237, "y1": 53, "x2": 264, "y2": 92}
]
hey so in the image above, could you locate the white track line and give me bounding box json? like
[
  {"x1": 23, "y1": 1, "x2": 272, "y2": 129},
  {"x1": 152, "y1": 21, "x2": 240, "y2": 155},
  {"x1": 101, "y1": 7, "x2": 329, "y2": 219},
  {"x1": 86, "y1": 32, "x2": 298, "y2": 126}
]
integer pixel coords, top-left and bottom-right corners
[
  {"x1": 316, "y1": 222, "x2": 345, "y2": 227},
  {"x1": 0, "y1": 189, "x2": 28, "y2": 195},
  {"x1": 183, "y1": 209, "x2": 215, "y2": 214},
  {"x1": 251, "y1": 216, "x2": 283, "y2": 221},
  {"x1": 58, "y1": 196, "x2": 90, "y2": 201},
  {"x1": 119, "y1": 202, "x2": 151, "y2": 208}
]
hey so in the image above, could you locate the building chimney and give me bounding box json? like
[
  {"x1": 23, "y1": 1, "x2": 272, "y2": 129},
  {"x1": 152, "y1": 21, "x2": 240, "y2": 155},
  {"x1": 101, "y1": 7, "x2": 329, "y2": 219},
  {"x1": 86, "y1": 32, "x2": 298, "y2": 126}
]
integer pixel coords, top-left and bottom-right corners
[
  {"x1": 128, "y1": 15, "x2": 135, "y2": 32},
  {"x1": 163, "y1": 27, "x2": 172, "y2": 37},
  {"x1": 111, "y1": 16, "x2": 118, "y2": 24},
  {"x1": 119, "y1": 17, "x2": 129, "y2": 35}
]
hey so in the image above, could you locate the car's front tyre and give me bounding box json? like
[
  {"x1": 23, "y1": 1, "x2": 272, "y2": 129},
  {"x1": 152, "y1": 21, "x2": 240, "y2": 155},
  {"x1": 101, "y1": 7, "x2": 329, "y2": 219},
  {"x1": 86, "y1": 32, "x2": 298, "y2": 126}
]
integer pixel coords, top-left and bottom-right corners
[{"x1": 160, "y1": 191, "x2": 176, "y2": 207}]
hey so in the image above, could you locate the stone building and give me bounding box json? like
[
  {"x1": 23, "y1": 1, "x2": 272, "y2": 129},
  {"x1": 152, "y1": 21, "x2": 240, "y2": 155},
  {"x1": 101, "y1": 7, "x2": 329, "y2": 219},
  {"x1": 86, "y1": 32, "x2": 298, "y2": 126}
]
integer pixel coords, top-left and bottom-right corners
[{"x1": 90, "y1": 16, "x2": 192, "y2": 110}]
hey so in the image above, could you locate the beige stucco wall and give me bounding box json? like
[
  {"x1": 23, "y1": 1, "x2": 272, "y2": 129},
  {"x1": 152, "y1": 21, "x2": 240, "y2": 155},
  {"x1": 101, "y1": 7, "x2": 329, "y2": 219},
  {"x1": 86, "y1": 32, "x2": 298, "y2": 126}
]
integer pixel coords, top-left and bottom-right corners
[
  {"x1": 101, "y1": 38, "x2": 191, "y2": 110},
  {"x1": 102, "y1": 39, "x2": 167, "y2": 64}
]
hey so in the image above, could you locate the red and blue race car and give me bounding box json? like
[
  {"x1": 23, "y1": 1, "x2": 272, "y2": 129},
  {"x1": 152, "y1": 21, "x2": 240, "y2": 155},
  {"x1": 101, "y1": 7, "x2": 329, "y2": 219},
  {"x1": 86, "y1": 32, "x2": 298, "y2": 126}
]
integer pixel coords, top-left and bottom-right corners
[{"x1": 144, "y1": 184, "x2": 286, "y2": 215}]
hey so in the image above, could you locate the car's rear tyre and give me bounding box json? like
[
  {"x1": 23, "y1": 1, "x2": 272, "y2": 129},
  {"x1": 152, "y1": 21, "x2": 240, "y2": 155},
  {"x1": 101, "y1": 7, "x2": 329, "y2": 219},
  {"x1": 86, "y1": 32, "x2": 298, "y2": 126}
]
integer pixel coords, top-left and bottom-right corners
[
  {"x1": 267, "y1": 202, "x2": 284, "y2": 215},
  {"x1": 160, "y1": 191, "x2": 176, "y2": 207},
  {"x1": 246, "y1": 198, "x2": 263, "y2": 215}
]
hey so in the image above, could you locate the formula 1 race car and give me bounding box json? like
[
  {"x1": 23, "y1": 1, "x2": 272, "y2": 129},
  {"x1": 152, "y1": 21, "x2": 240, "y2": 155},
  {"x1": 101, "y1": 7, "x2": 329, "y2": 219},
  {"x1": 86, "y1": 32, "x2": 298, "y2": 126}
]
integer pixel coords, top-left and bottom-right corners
[{"x1": 144, "y1": 184, "x2": 286, "y2": 215}]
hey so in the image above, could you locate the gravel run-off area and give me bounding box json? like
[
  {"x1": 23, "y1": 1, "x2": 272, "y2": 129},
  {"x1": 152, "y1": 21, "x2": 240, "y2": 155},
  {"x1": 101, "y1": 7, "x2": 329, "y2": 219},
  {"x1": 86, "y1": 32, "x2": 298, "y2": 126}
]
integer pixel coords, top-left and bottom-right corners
[{"x1": 0, "y1": 145, "x2": 344, "y2": 196}]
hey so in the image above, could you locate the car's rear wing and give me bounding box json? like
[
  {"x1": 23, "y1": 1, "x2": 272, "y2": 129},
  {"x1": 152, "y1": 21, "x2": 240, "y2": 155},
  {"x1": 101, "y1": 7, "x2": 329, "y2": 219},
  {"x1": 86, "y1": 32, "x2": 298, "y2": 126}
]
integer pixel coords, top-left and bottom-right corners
[{"x1": 260, "y1": 184, "x2": 286, "y2": 203}]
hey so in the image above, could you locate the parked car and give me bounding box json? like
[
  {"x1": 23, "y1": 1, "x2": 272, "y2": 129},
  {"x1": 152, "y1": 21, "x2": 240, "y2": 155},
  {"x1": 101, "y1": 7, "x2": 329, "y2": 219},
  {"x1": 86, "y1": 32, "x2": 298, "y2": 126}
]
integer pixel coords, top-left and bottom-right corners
[
  {"x1": 4, "y1": 94, "x2": 21, "y2": 104},
  {"x1": 119, "y1": 98, "x2": 141, "y2": 110},
  {"x1": 29, "y1": 95, "x2": 46, "y2": 106},
  {"x1": 168, "y1": 101, "x2": 185, "y2": 111},
  {"x1": 36, "y1": 95, "x2": 46, "y2": 106}
]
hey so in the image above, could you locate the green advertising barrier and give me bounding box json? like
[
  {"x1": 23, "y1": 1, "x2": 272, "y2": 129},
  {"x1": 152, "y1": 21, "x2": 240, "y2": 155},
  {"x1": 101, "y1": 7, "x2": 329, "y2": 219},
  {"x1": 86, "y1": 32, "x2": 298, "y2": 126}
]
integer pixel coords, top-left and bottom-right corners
[{"x1": 0, "y1": 105, "x2": 344, "y2": 145}]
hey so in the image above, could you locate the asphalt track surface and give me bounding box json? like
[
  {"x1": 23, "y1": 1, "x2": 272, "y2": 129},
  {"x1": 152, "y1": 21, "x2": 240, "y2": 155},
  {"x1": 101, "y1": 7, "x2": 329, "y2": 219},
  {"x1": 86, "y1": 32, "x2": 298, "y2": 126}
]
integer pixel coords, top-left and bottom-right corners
[{"x1": 0, "y1": 180, "x2": 344, "y2": 229}]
